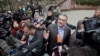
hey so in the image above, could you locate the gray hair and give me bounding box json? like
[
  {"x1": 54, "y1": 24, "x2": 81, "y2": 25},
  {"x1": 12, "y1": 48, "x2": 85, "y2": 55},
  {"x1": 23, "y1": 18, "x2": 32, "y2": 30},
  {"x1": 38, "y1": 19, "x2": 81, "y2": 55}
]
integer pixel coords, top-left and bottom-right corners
[
  {"x1": 34, "y1": 13, "x2": 40, "y2": 16},
  {"x1": 58, "y1": 14, "x2": 68, "y2": 19}
]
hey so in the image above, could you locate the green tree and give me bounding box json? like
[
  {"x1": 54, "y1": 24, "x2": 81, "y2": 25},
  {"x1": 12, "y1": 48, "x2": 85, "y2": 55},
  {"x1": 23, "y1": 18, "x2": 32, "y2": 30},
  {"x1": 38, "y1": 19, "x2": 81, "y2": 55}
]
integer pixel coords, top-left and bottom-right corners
[
  {"x1": 0, "y1": 0, "x2": 8, "y2": 9},
  {"x1": 76, "y1": 0, "x2": 100, "y2": 6}
]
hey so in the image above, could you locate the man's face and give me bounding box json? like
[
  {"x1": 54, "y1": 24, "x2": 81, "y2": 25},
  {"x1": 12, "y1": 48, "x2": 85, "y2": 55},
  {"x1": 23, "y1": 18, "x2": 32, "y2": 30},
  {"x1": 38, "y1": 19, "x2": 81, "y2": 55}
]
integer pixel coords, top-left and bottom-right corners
[
  {"x1": 94, "y1": 10, "x2": 100, "y2": 17},
  {"x1": 34, "y1": 15, "x2": 40, "y2": 20},
  {"x1": 29, "y1": 28, "x2": 35, "y2": 35},
  {"x1": 18, "y1": 6, "x2": 22, "y2": 9},
  {"x1": 57, "y1": 15, "x2": 67, "y2": 27},
  {"x1": 47, "y1": 11, "x2": 52, "y2": 16},
  {"x1": 23, "y1": 27, "x2": 29, "y2": 35}
]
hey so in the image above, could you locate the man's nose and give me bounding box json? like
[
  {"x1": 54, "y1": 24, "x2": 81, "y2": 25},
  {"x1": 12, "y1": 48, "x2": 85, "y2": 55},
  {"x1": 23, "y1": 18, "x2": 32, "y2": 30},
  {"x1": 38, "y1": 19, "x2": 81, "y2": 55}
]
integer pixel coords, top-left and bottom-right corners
[{"x1": 60, "y1": 20, "x2": 63, "y2": 23}]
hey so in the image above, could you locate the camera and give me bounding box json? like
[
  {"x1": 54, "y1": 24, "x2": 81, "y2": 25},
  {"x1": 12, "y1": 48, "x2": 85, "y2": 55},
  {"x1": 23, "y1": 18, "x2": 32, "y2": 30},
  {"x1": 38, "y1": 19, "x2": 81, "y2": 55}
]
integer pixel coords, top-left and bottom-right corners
[
  {"x1": 83, "y1": 17, "x2": 100, "y2": 50},
  {"x1": 0, "y1": 28, "x2": 10, "y2": 40},
  {"x1": 0, "y1": 13, "x2": 12, "y2": 40},
  {"x1": 83, "y1": 17, "x2": 100, "y2": 31},
  {"x1": 0, "y1": 13, "x2": 12, "y2": 30}
]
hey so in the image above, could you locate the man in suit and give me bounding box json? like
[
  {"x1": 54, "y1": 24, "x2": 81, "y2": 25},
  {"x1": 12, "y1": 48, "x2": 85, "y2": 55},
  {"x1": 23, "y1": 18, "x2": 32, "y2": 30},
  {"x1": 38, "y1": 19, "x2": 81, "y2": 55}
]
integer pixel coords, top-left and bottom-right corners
[
  {"x1": 44, "y1": 14, "x2": 71, "y2": 56},
  {"x1": 22, "y1": 23, "x2": 43, "y2": 56}
]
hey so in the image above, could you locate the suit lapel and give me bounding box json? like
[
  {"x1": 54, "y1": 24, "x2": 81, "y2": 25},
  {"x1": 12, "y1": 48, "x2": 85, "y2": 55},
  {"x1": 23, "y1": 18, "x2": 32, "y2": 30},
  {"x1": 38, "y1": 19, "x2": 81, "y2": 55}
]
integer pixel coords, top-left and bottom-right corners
[
  {"x1": 54, "y1": 24, "x2": 58, "y2": 37},
  {"x1": 63, "y1": 26, "x2": 68, "y2": 42}
]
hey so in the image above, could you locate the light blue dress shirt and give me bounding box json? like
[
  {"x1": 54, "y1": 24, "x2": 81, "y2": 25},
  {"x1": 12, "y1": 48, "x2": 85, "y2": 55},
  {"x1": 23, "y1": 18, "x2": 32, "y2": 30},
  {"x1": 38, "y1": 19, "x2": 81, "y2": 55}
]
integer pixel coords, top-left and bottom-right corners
[{"x1": 58, "y1": 26, "x2": 64, "y2": 41}]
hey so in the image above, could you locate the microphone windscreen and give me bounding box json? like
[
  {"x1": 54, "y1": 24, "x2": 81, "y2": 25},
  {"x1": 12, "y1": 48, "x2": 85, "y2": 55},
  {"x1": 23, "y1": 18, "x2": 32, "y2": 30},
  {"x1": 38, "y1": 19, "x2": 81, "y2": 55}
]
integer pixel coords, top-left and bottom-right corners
[{"x1": 57, "y1": 34, "x2": 62, "y2": 43}]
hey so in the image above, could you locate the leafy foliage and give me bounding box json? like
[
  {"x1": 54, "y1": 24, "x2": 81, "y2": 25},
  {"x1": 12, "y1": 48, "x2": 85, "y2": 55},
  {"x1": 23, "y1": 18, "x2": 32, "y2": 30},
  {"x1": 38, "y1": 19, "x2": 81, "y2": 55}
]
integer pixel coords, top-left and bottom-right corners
[
  {"x1": 0, "y1": 0, "x2": 8, "y2": 8},
  {"x1": 76, "y1": 0, "x2": 100, "y2": 6}
]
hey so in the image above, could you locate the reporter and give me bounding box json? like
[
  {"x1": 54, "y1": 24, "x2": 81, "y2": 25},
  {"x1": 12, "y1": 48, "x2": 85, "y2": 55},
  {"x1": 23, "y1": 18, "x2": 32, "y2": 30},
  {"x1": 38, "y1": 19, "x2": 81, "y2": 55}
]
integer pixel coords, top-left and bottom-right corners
[{"x1": 22, "y1": 22, "x2": 43, "y2": 56}]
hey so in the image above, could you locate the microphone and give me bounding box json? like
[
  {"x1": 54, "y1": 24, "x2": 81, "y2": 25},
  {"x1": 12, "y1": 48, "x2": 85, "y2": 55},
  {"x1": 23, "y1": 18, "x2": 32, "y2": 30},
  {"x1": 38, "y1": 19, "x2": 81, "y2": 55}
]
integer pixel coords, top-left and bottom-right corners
[
  {"x1": 57, "y1": 34, "x2": 62, "y2": 45},
  {"x1": 43, "y1": 53, "x2": 50, "y2": 56},
  {"x1": 62, "y1": 45, "x2": 69, "y2": 53},
  {"x1": 56, "y1": 34, "x2": 62, "y2": 56},
  {"x1": 63, "y1": 45, "x2": 69, "y2": 50}
]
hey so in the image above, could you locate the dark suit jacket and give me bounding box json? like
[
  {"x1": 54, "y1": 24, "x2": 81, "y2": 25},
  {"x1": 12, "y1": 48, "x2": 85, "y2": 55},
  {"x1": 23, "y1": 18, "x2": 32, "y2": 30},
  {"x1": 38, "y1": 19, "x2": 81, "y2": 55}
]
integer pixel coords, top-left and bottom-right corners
[
  {"x1": 47, "y1": 24, "x2": 71, "y2": 55},
  {"x1": 26, "y1": 30, "x2": 43, "y2": 56}
]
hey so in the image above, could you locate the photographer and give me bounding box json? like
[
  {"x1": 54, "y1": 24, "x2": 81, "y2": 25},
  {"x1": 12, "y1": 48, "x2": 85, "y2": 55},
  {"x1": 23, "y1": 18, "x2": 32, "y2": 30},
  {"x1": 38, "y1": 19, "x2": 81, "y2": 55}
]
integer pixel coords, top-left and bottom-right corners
[
  {"x1": 0, "y1": 13, "x2": 19, "y2": 55},
  {"x1": 13, "y1": 22, "x2": 43, "y2": 56},
  {"x1": 82, "y1": 8, "x2": 100, "y2": 56}
]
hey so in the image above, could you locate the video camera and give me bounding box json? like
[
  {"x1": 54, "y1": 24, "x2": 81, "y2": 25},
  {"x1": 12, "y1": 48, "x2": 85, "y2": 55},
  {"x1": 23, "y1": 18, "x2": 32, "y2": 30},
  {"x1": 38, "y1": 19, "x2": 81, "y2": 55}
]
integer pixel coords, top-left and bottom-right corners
[
  {"x1": 83, "y1": 17, "x2": 100, "y2": 50},
  {"x1": 0, "y1": 12, "x2": 12, "y2": 30},
  {"x1": 83, "y1": 17, "x2": 100, "y2": 31},
  {"x1": 0, "y1": 13, "x2": 12, "y2": 40}
]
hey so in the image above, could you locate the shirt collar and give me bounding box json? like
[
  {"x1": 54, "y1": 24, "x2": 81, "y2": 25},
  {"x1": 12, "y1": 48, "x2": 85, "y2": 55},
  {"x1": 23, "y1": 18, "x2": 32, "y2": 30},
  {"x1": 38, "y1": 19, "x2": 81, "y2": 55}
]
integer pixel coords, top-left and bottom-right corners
[{"x1": 58, "y1": 25, "x2": 65, "y2": 30}]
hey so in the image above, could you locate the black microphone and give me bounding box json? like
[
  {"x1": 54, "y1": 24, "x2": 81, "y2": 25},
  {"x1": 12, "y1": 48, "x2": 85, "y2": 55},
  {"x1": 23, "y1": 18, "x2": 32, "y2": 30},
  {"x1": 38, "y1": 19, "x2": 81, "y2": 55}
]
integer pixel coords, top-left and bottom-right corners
[
  {"x1": 62, "y1": 45, "x2": 69, "y2": 53},
  {"x1": 63, "y1": 45, "x2": 69, "y2": 50},
  {"x1": 43, "y1": 53, "x2": 50, "y2": 56}
]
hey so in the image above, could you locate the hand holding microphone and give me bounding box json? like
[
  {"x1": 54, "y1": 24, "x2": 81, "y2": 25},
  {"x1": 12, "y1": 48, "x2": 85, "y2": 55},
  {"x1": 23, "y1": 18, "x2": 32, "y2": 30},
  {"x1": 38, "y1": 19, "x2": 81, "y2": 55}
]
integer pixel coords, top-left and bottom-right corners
[{"x1": 57, "y1": 34, "x2": 62, "y2": 56}]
